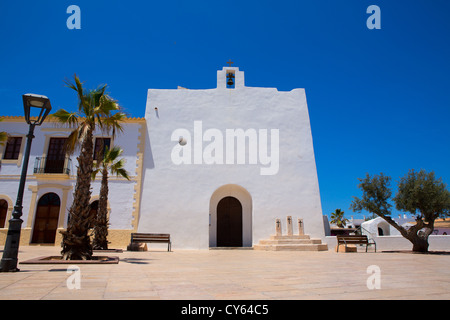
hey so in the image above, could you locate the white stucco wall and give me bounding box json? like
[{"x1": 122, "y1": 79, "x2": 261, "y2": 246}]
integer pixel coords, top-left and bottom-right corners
[{"x1": 139, "y1": 67, "x2": 325, "y2": 249}]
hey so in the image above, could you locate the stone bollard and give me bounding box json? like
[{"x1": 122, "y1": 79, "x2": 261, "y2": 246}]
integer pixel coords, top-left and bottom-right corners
[
  {"x1": 298, "y1": 218, "x2": 304, "y2": 235},
  {"x1": 287, "y1": 216, "x2": 293, "y2": 236},
  {"x1": 275, "y1": 219, "x2": 282, "y2": 236}
]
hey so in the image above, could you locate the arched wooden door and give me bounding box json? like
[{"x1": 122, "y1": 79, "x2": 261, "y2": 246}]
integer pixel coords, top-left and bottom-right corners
[
  {"x1": 31, "y1": 193, "x2": 61, "y2": 244},
  {"x1": 216, "y1": 196, "x2": 243, "y2": 247},
  {"x1": 0, "y1": 199, "x2": 8, "y2": 228}
]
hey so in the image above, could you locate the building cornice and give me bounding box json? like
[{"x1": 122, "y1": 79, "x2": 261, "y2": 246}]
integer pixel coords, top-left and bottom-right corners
[{"x1": 0, "y1": 115, "x2": 146, "y2": 123}]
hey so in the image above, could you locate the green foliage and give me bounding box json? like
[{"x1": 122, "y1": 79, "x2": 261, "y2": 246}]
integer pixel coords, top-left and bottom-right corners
[
  {"x1": 92, "y1": 145, "x2": 130, "y2": 181},
  {"x1": 51, "y1": 74, "x2": 127, "y2": 155},
  {"x1": 350, "y1": 173, "x2": 392, "y2": 217},
  {"x1": 351, "y1": 169, "x2": 450, "y2": 252},
  {"x1": 330, "y1": 209, "x2": 349, "y2": 228},
  {"x1": 0, "y1": 118, "x2": 7, "y2": 146},
  {"x1": 394, "y1": 169, "x2": 450, "y2": 221}
]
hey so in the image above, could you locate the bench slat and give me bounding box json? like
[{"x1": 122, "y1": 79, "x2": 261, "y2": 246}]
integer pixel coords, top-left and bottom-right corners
[
  {"x1": 133, "y1": 237, "x2": 169, "y2": 240},
  {"x1": 132, "y1": 233, "x2": 170, "y2": 237},
  {"x1": 133, "y1": 235, "x2": 169, "y2": 238}
]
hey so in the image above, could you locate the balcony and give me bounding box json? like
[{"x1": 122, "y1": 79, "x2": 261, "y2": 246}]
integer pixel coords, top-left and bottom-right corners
[{"x1": 34, "y1": 156, "x2": 72, "y2": 176}]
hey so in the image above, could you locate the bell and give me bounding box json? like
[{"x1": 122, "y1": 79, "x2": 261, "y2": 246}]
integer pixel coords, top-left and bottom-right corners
[{"x1": 227, "y1": 73, "x2": 235, "y2": 86}]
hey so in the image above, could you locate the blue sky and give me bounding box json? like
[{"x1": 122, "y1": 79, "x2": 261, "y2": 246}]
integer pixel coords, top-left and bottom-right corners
[{"x1": 1, "y1": 1, "x2": 449, "y2": 220}]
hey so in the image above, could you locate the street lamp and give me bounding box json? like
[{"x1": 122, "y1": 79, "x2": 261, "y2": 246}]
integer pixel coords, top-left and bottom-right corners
[{"x1": 0, "y1": 94, "x2": 51, "y2": 272}]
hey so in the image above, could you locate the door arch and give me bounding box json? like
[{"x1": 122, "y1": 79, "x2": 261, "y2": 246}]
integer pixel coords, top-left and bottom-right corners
[
  {"x1": 31, "y1": 192, "x2": 61, "y2": 244},
  {"x1": 209, "y1": 184, "x2": 252, "y2": 248}
]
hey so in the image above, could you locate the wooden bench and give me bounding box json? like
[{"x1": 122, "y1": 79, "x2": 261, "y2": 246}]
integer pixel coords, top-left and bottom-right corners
[
  {"x1": 129, "y1": 233, "x2": 171, "y2": 252},
  {"x1": 336, "y1": 235, "x2": 376, "y2": 252}
]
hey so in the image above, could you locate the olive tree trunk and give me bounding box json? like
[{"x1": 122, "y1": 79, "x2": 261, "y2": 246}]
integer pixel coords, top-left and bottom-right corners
[{"x1": 382, "y1": 215, "x2": 433, "y2": 253}]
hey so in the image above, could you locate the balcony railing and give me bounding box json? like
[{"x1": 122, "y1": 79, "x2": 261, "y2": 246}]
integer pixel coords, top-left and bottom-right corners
[{"x1": 34, "y1": 156, "x2": 72, "y2": 175}]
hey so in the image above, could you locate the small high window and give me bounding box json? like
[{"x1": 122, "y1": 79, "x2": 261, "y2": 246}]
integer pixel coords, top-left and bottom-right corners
[{"x1": 226, "y1": 70, "x2": 235, "y2": 89}]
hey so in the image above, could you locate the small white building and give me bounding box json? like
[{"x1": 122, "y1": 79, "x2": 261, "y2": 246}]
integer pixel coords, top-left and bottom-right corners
[
  {"x1": 0, "y1": 66, "x2": 326, "y2": 249},
  {"x1": 361, "y1": 216, "x2": 415, "y2": 237}
]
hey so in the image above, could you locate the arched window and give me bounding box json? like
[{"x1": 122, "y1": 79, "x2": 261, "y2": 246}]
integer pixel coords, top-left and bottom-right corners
[{"x1": 0, "y1": 199, "x2": 8, "y2": 228}]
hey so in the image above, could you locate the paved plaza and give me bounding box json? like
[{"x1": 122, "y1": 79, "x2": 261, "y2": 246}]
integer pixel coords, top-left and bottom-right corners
[{"x1": 0, "y1": 245, "x2": 449, "y2": 300}]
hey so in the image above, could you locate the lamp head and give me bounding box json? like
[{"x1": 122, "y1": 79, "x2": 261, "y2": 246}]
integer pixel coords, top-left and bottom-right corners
[{"x1": 22, "y1": 94, "x2": 52, "y2": 125}]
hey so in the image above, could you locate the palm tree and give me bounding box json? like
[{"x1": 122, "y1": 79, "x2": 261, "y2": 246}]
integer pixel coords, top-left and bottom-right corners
[
  {"x1": 91, "y1": 145, "x2": 130, "y2": 250},
  {"x1": 52, "y1": 75, "x2": 126, "y2": 260},
  {"x1": 0, "y1": 118, "x2": 8, "y2": 170},
  {"x1": 0, "y1": 118, "x2": 7, "y2": 146},
  {"x1": 330, "y1": 209, "x2": 349, "y2": 228}
]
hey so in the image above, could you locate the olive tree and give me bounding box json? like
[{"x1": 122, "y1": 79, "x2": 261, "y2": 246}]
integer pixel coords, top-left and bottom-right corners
[{"x1": 351, "y1": 169, "x2": 450, "y2": 252}]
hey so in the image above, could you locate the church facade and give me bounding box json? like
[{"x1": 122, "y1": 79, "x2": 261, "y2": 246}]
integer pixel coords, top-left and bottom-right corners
[{"x1": 0, "y1": 66, "x2": 325, "y2": 249}]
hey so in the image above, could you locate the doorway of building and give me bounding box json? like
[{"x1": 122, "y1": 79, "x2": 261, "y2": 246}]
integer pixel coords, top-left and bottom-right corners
[
  {"x1": 0, "y1": 199, "x2": 8, "y2": 228},
  {"x1": 216, "y1": 196, "x2": 243, "y2": 247},
  {"x1": 31, "y1": 192, "x2": 61, "y2": 244}
]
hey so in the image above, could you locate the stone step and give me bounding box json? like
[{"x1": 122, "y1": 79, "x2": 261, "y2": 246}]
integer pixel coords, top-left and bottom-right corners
[
  {"x1": 253, "y1": 243, "x2": 328, "y2": 251},
  {"x1": 254, "y1": 233, "x2": 328, "y2": 251},
  {"x1": 258, "y1": 239, "x2": 322, "y2": 245},
  {"x1": 270, "y1": 235, "x2": 310, "y2": 240},
  {"x1": 209, "y1": 247, "x2": 253, "y2": 250}
]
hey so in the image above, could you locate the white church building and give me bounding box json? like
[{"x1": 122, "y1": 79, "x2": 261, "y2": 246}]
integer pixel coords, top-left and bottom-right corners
[{"x1": 0, "y1": 66, "x2": 326, "y2": 250}]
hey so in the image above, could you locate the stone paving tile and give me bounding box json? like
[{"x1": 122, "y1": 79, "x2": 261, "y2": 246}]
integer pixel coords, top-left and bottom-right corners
[
  {"x1": 103, "y1": 290, "x2": 160, "y2": 300},
  {"x1": 0, "y1": 246, "x2": 449, "y2": 300}
]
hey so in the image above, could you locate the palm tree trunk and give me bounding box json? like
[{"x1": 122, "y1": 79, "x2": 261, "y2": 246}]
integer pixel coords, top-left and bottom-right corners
[
  {"x1": 61, "y1": 128, "x2": 94, "y2": 260},
  {"x1": 92, "y1": 167, "x2": 109, "y2": 250}
]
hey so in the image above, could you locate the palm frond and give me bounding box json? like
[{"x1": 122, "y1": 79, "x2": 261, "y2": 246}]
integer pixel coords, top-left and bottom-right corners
[
  {"x1": 114, "y1": 167, "x2": 130, "y2": 180},
  {"x1": 106, "y1": 146, "x2": 123, "y2": 161},
  {"x1": 101, "y1": 112, "x2": 126, "y2": 138},
  {"x1": 98, "y1": 95, "x2": 120, "y2": 114},
  {"x1": 64, "y1": 75, "x2": 85, "y2": 112},
  {"x1": 91, "y1": 167, "x2": 101, "y2": 180},
  {"x1": 110, "y1": 158, "x2": 130, "y2": 180},
  {"x1": 99, "y1": 146, "x2": 130, "y2": 180},
  {"x1": 0, "y1": 131, "x2": 8, "y2": 146},
  {"x1": 91, "y1": 85, "x2": 108, "y2": 110},
  {"x1": 50, "y1": 109, "x2": 79, "y2": 127},
  {"x1": 63, "y1": 128, "x2": 82, "y2": 155},
  {"x1": 77, "y1": 122, "x2": 91, "y2": 144}
]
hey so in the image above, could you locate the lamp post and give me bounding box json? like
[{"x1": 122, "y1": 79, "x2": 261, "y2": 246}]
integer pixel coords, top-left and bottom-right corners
[{"x1": 0, "y1": 94, "x2": 51, "y2": 272}]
